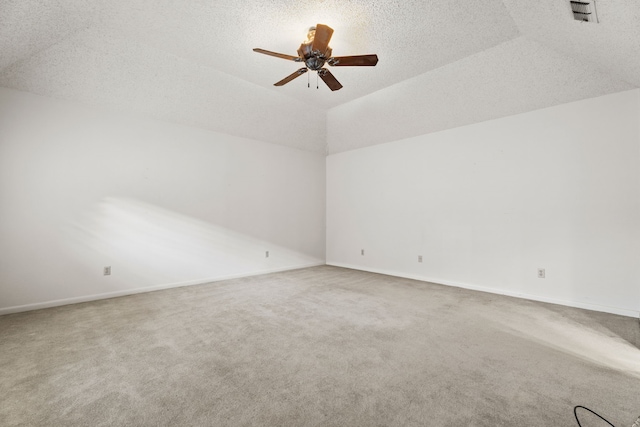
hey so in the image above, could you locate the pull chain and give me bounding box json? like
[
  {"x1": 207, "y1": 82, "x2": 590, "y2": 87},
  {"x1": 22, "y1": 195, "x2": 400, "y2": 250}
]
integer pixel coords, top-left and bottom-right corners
[
  {"x1": 316, "y1": 72, "x2": 319, "y2": 89},
  {"x1": 307, "y1": 71, "x2": 310, "y2": 88}
]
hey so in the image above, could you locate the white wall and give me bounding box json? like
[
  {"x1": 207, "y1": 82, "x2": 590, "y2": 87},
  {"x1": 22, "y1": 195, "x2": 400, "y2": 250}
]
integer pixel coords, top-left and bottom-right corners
[
  {"x1": 327, "y1": 89, "x2": 640, "y2": 317},
  {"x1": 0, "y1": 88, "x2": 326, "y2": 314}
]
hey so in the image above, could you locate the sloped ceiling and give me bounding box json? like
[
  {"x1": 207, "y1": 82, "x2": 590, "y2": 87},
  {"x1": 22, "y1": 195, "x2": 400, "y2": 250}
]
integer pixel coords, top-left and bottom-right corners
[{"x1": 0, "y1": 0, "x2": 638, "y2": 154}]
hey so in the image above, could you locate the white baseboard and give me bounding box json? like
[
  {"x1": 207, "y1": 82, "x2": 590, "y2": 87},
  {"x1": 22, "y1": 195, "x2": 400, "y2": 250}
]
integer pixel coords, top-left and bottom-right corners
[
  {"x1": 328, "y1": 262, "x2": 640, "y2": 319},
  {"x1": 5, "y1": 261, "x2": 637, "y2": 319},
  {"x1": 0, "y1": 262, "x2": 325, "y2": 316}
]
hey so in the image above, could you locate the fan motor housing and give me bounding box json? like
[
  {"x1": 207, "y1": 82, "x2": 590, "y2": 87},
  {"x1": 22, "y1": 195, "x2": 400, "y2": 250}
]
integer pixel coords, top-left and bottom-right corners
[
  {"x1": 298, "y1": 42, "x2": 332, "y2": 71},
  {"x1": 305, "y1": 56, "x2": 325, "y2": 70}
]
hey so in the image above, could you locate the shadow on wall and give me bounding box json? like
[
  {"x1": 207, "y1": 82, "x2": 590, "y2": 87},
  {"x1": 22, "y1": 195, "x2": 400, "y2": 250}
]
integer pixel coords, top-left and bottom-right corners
[{"x1": 65, "y1": 197, "x2": 321, "y2": 289}]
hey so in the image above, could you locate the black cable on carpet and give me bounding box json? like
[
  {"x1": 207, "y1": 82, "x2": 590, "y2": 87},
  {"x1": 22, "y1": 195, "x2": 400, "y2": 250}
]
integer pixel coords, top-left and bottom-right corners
[{"x1": 574, "y1": 405, "x2": 616, "y2": 426}]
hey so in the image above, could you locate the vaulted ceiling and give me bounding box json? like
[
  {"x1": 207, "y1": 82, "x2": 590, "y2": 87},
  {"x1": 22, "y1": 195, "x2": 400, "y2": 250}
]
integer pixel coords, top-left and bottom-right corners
[{"x1": 1, "y1": 0, "x2": 638, "y2": 154}]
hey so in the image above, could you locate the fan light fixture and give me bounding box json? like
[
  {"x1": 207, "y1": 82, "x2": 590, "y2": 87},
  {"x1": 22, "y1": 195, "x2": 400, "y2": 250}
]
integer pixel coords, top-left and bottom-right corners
[{"x1": 253, "y1": 24, "x2": 378, "y2": 91}]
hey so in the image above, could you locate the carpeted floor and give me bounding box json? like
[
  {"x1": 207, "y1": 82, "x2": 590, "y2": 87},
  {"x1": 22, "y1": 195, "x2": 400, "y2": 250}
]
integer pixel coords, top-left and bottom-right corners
[{"x1": 1, "y1": 265, "x2": 639, "y2": 426}]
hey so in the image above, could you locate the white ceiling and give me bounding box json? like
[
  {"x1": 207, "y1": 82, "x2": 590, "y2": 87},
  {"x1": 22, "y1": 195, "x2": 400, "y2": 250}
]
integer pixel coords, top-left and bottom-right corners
[{"x1": 1, "y1": 0, "x2": 638, "y2": 154}]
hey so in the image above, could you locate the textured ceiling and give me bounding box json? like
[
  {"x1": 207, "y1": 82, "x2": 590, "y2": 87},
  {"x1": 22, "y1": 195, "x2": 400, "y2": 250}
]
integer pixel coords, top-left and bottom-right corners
[
  {"x1": 327, "y1": 36, "x2": 635, "y2": 153},
  {"x1": 0, "y1": 0, "x2": 638, "y2": 154},
  {"x1": 502, "y1": 0, "x2": 640, "y2": 87}
]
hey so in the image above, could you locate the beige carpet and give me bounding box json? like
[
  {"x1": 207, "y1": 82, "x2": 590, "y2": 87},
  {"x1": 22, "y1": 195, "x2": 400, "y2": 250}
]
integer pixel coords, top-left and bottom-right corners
[{"x1": 1, "y1": 266, "x2": 639, "y2": 426}]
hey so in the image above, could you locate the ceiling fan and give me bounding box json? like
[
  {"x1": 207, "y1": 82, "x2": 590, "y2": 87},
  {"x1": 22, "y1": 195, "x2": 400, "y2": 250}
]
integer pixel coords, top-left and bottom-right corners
[{"x1": 253, "y1": 24, "x2": 378, "y2": 91}]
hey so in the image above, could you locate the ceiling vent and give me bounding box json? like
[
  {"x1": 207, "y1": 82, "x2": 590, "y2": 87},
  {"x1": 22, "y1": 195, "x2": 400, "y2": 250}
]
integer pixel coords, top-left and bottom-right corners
[{"x1": 570, "y1": 0, "x2": 598, "y2": 23}]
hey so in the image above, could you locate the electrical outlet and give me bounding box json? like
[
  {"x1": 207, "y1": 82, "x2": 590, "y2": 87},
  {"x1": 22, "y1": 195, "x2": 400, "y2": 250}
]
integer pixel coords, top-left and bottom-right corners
[
  {"x1": 265, "y1": 251, "x2": 269, "y2": 258},
  {"x1": 103, "y1": 266, "x2": 111, "y2": 276},
  {"x1": 537, "y1": 268, "x2": 545, "y2": 278},
  {"x1": 361, "y1": 249, "x2": 364, "y2": 256},
  {"x1": 418, "y1": 255, "x2": 423, "y2": 263}
]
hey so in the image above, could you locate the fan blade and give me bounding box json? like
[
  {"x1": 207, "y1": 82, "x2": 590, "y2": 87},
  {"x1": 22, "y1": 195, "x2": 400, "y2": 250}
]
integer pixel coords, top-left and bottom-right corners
[
  {"x1": 274, "y1": 68, "x2": 308, "y2": 86},
  {"x1": 253, "y1": 48, "x2": 301, "y2": 62},
  {"x1": 311, "y1": 24, "x2": 334, "y2": 54},
  {"x1": 318, "y1": 69, "x2": 343, "y2": 91},
  {"x1": 328, "y1": 54, "x2": 379, "y2": 66}
]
